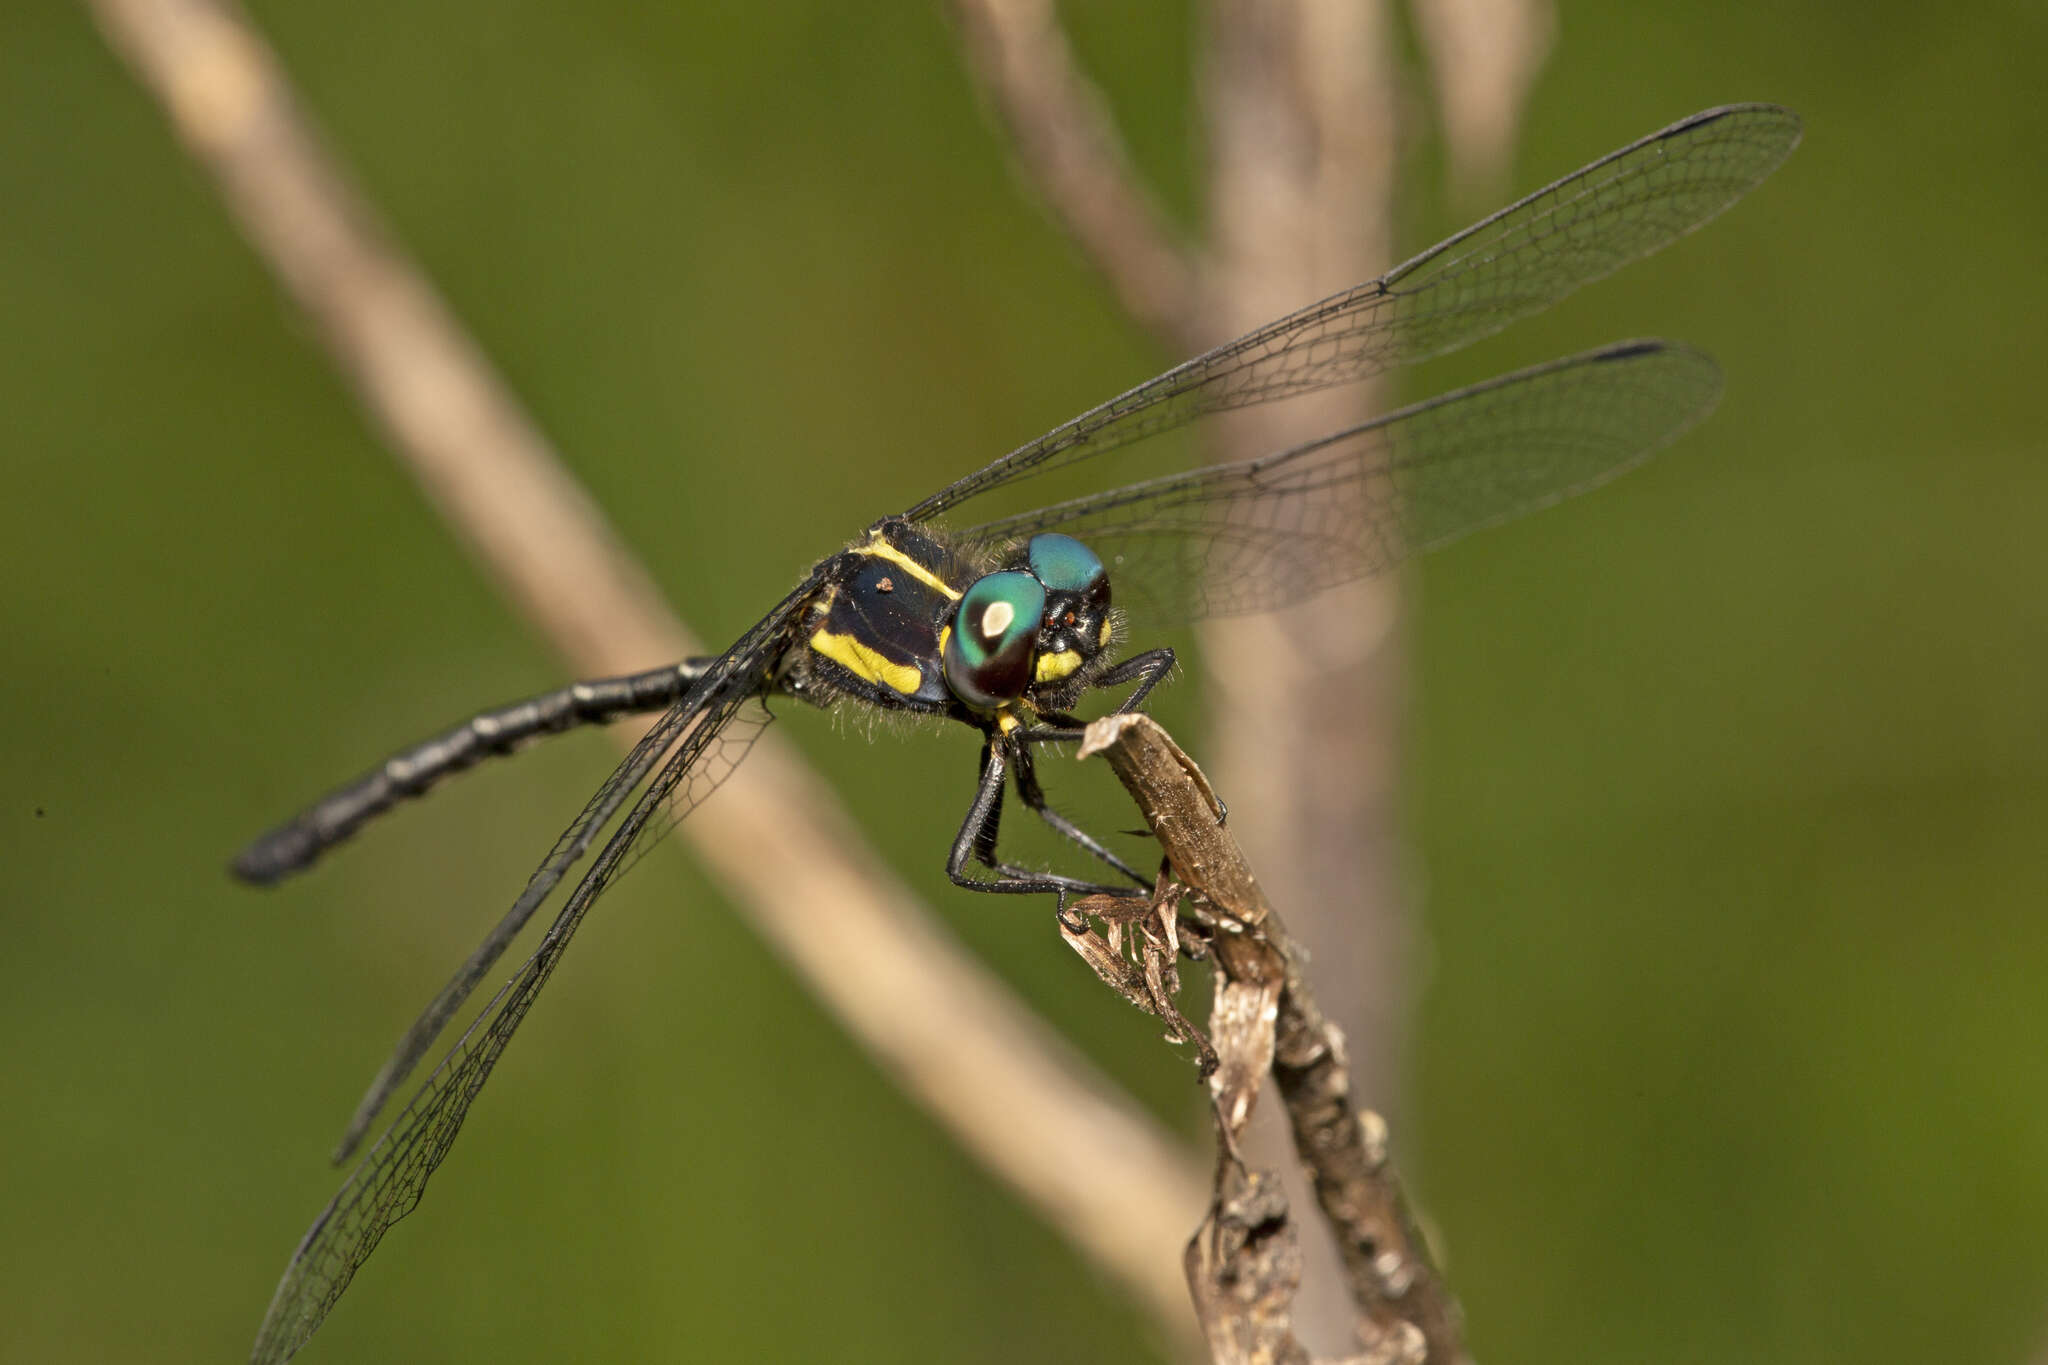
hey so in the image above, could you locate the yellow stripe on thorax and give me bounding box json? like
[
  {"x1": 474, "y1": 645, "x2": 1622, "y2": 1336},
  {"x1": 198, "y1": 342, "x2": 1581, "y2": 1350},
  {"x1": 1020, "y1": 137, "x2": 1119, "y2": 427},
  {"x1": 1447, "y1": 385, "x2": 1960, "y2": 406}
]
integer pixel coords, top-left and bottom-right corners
[
  {"x1": 810, "y1": 627, "x2": 924, "y2": 695},
  {"x1": 859, "y1": 532, "x2": 960, "y2": 600}
]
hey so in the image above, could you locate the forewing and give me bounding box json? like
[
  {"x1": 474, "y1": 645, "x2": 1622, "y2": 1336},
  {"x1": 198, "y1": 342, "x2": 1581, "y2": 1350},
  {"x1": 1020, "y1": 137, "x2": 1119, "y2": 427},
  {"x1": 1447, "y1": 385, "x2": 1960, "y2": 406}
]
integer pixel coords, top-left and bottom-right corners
[
  {"x1": 905, "y1": 104, "x2": 1796, "y2": 524},
  {"x1": 959, "y1": 341, "x2": 1722, "y2": 627},
  {"x1": 248, "y1": 593, "x2": 812, "y2": 1365}
]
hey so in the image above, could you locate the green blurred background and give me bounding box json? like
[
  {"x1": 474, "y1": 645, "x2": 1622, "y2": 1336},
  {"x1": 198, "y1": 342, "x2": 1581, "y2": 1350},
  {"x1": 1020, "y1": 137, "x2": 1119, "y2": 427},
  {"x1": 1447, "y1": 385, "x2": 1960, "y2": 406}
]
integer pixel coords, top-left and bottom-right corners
[{"x1": 6, "y1": 1, "x2": 2047, "y2": 1362}]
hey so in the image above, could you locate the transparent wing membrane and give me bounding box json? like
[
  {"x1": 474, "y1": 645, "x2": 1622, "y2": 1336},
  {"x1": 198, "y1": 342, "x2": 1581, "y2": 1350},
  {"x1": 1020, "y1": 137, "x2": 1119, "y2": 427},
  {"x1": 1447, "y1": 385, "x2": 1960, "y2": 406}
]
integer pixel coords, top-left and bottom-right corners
[
  {"x1": 907, "y1": 104, "x2": 1796, "y2": 523},
  {"x1": 961, "y1": 341, "x2": 1721, "y2": 625},
  {"x1": 249, "y1": 594, "x2": 813, "y2": 1365},
  {"x1": 325, "y1": 687, "x2": 702, "y2": 1163}
]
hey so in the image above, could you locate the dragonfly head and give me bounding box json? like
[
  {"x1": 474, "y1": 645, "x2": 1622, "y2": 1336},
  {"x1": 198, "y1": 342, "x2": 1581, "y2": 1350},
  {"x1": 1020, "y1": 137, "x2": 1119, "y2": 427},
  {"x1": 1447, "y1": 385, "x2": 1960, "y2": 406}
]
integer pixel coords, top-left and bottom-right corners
[
  {"x1": 1023, "y1": 533, "x2": 1111, "y2": 688},
  {"x1": 941, "y1": 534, "x2": 1111, "y2": 713}
]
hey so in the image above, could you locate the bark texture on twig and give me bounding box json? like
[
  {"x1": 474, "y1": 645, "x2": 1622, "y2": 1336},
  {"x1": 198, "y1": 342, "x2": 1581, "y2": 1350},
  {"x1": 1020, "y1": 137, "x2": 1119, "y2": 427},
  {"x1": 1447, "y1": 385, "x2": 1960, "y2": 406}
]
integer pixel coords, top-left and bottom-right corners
[
  {"x1": 86, "y1": 0, "x2": 1207, "y2": 1344},
  {"x1": 1076, "y1": 716, "x2": 1466, "y2": 1365}
]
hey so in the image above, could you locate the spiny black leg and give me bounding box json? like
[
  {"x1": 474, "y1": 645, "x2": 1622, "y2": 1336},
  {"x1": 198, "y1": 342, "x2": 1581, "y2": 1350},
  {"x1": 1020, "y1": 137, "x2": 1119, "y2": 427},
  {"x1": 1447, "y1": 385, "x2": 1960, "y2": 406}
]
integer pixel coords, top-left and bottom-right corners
[
  {"x1": 1102, "y1": 647, "x2": 1176, "y2": 714},
  {"x1": 1019, "y1": 647, "x2": 1178, "y2": 745},
  {"x1": 1010, "y1": 742, "x2": 1148, "y2": 887},
  {"x1": 946, "y1": 737, "x2": 1140, "y2": 899},
  {"x1": 948, "y1": 739, "x2": 1028, "y2": 891},
  {"x1": 970, "y1": 740, "x2": 1004, "y2": 868},
  {"x1": 964, "y1": 741, "x2": 1058, "y2": 884}
]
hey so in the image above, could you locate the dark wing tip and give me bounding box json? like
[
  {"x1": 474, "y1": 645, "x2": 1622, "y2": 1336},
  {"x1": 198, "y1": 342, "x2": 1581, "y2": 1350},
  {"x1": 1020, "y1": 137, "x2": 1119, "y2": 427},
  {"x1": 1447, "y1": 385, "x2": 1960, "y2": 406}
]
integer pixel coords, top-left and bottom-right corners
[
  {"x1": 1669, "y1": 102, "x2": 1804, "y2": 164},
  {"x1": 1589, "y1": 337, "x2": 1675, "y2": 363},
  {"x1": 1585, "y1": 336, "x2": 1719, "y2": 377},
  {"x1": 1604, "y1": 340, "x2": 1727, "y2": 460},
  {"x1": 1582, "y1": 335, "x2": 1724, "y2": 410}
]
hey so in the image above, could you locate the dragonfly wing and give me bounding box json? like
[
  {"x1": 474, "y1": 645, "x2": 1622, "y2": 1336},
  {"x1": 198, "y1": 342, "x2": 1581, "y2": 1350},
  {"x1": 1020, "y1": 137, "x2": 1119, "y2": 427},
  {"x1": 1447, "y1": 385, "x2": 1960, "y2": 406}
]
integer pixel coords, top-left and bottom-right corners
[
  {"x1": 325, "y1": 688, "x2": 698, "y2": 1162},
  {"x1": 958, "y1": 340, "x2": 1721, "y2": 627},
  {"x1": 321, "y1": 577, "x2": 823, "y2": 1164},
  {"x1": 906, "y1": 104, "x2": 1795, "y2": 524},
  {"x1": 249, "y1": 592, "x2": 813, "y2": 1365}
]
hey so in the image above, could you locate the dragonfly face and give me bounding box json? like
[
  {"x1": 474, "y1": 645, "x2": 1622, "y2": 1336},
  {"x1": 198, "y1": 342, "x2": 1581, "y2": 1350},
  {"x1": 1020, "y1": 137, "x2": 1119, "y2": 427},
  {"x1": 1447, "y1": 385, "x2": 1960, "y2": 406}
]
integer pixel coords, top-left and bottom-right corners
[
  {"x1": 1020, "y1": 533, "x2": 1115, "y2": 691},
  {"x1": 239, "y1": 104, "x2": 1802, "y2": 1365}
]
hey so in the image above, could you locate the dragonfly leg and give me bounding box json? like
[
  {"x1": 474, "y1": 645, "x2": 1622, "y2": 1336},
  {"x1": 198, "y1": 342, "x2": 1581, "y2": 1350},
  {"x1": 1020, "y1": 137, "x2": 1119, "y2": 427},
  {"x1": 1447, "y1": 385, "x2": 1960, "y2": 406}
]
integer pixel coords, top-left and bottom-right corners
[
  {"x1": 1019, "y1": 646, "x2": 1177, "y2": 744},
  {"x1": 947, "y1": 738, "x2": 1141, "y2": 898},
  {"x1": 1009, "y1": 741, "x2": 1149, "y2": 887},
  {"x1": 1101, "y1": 647, "x2": 1176, "y2": 713}
]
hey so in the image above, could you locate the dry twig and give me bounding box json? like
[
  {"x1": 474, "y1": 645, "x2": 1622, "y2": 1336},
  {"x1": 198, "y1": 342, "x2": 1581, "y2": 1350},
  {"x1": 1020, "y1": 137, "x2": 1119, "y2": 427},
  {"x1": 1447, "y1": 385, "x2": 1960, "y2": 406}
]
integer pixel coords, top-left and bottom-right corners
[{"x1": 1075, "y1": 715, "x2": 1466, "y2": 1365}]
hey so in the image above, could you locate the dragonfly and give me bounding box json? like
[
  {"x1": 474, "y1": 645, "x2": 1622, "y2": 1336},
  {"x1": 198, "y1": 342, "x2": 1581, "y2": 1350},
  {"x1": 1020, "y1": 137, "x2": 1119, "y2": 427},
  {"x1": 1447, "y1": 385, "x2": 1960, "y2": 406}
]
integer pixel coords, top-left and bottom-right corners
[{"x1": 241, "y1": 103, "x2": 1800, "y2": 1362}]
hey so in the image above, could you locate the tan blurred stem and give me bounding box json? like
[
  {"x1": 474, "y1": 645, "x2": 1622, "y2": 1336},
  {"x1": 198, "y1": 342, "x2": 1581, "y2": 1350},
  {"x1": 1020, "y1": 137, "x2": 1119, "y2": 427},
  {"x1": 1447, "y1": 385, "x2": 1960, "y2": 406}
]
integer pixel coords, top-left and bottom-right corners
[
  {"x1": 83, "y1": 0, "x2": 1208, "y2": 1345},
  {"x1": 1198, "y1": 4, "x2": 1409, "y2": 1350},
  {"x1": 947, "y1": 0, "x2": 1204, "y2": 351},
  {"x1": 1411, "y1": 0, "x2": 1556, "y2": 205},
  {"x1": 1195, "y1": 0, "x2": 1405, "y2": 1048}
]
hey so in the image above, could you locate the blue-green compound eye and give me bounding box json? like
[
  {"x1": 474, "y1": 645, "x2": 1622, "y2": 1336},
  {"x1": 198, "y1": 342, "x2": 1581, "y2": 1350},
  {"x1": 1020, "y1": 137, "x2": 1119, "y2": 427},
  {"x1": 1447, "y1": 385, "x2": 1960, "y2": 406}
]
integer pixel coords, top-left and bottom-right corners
[
  {"x1": 1027, "y1": 534, "x2": 1107, "y2": 601},
  {"x1": 942, "y1": 571, "x2": 1047, "y2": 710}
]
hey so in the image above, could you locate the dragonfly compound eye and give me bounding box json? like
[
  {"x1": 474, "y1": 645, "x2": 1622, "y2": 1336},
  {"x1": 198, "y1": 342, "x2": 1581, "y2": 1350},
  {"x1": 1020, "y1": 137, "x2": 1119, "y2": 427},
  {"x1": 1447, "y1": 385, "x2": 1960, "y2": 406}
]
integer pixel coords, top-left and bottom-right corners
[
  {"x1": 943, "y1": 571, "x2": 1047, "y2": 711},
  {"x1": 1026, "y1": 533, "x2": 1109, "y2": 613}
]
